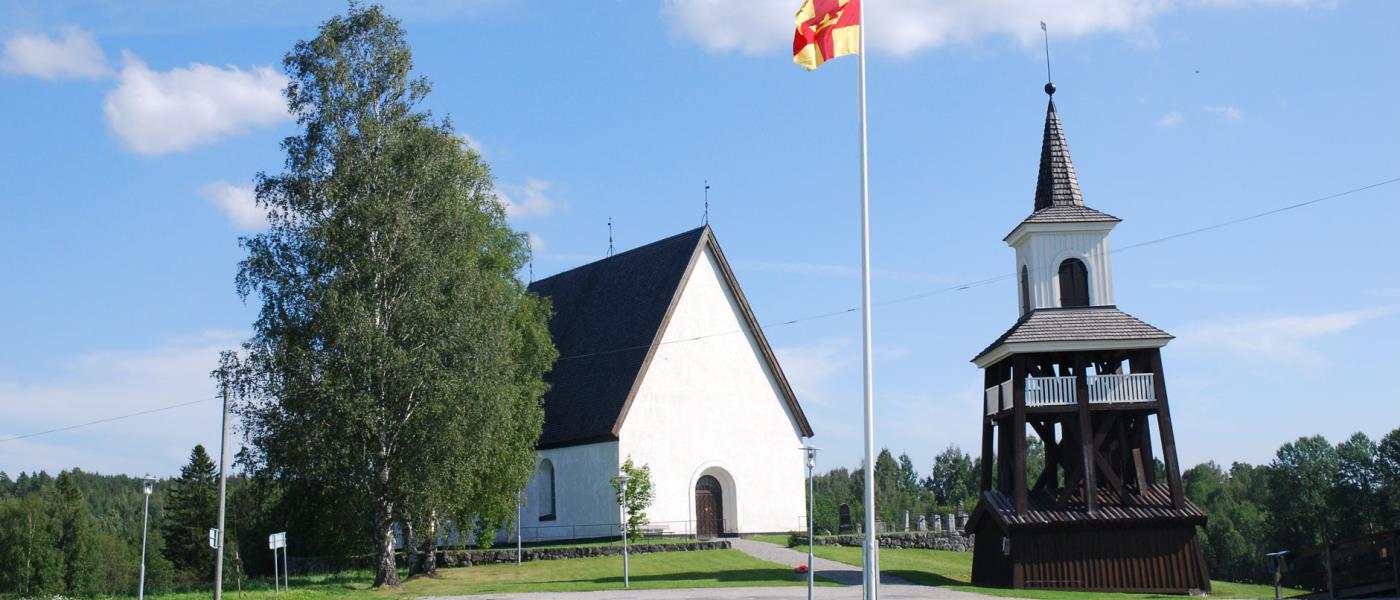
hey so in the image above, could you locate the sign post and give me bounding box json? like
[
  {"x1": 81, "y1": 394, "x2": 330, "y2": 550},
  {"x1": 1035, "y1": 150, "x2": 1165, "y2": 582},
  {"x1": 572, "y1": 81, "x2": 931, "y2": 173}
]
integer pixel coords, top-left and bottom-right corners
[{"x1": 268, "y1": 532, "x2": 288, "y2": 593}]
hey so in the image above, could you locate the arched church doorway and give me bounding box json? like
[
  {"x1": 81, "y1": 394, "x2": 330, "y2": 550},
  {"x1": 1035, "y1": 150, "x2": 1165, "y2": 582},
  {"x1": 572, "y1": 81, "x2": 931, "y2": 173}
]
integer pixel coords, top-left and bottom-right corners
[{"x1": 695, "y1": 475, "x2": 724, "y2": 538}]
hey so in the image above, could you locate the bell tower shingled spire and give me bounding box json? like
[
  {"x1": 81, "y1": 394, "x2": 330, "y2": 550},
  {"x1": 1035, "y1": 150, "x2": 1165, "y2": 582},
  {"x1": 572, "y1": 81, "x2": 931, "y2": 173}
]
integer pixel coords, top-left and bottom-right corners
[{"x1": 1033, "y1": 86, "x2": 1084, "y2": 211}]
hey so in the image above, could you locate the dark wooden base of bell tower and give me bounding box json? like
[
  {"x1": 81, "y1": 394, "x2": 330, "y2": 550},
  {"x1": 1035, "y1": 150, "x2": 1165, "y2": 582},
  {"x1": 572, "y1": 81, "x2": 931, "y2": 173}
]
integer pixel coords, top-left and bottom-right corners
[{"x1": 969, "y1": 488, "x2": 1210, "y2": 593}]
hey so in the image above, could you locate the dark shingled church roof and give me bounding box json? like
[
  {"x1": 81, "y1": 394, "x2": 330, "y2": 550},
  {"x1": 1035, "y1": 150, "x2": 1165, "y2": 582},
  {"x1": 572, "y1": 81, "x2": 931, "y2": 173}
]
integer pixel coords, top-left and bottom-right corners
[
  {"x1": 527, "y1": 226, "x2": 812, "y2": 449},
  {"x1": 1005, "y1": 95, "x2": 1120, "y2": 240},
  {"x1": 967, "y1": 484, "x2": 1206, "y2": 533},
  {"x1": 973, "y1": 306, "x2": 1173, "y2": 364}
]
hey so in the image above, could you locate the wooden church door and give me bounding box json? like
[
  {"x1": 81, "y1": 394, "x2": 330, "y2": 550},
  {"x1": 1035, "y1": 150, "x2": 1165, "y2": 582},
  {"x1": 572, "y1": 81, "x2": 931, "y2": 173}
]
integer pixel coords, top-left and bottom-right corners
[{"x1": 695, "y1": 475, "x2": 724, "y2": 538}]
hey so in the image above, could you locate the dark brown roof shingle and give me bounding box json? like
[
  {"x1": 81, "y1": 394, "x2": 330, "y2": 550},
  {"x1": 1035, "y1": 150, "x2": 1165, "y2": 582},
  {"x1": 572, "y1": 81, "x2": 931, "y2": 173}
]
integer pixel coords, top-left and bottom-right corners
[
  {"x1": 969, "y1": 484, "x2": 1206, "y2": 533},
  {"x1": 973, "y1": 306, "x2": 1173, "y2": 363},
  {"x1": 528, "y1": 228, "x2": 706, "y2": 448}
]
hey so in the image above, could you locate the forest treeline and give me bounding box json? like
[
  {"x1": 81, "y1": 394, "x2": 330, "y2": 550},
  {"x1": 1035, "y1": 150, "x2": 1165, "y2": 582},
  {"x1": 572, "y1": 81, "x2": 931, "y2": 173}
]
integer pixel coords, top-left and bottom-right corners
[
  {"x1": 4, "y1": 428, "x2": 1398, "y2": 596},
  {"x1": 812, "y1": 427, "x2": 1400, "y2": 584}
]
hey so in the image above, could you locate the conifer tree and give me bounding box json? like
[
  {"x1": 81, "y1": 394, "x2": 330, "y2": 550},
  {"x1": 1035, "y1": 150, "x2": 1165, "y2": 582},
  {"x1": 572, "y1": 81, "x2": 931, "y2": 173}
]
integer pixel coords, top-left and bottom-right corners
[
  {"x1": 55, "y1": 471, "x2": 99, "y2": 595},
  {"x1": 163, "y1": 445, "x2": 218, "y2": 582}
]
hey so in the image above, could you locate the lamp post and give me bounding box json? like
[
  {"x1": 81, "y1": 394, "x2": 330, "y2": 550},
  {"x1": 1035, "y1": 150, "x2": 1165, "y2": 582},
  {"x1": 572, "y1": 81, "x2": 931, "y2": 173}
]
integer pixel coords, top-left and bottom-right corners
[
  {"x1": 613, "y1": 472, "x2": 631, "y2": 589},
  {"x1": 802, "y1": 445, "x2": 819, "y2": 600},
  {"x1": 517, "y1": 490, "x2": 525, "y2": 565},
  {"x1": 138, "y1": 474, "x2": 155, "y2": 600}
]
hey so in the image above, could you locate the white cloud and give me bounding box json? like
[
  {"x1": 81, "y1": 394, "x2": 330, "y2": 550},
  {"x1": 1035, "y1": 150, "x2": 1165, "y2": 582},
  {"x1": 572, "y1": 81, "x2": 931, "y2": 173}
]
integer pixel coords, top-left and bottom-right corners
[
  {"x1": 662, "y1": 0, "x2": 1327, "y2": 57},
  {"x1": 0, "y1": 331, "x2": 245, "y2": 476},
  {"x1": 527, "y1": 232, "x2": 548, "y2": 254},
  {"x1": 1205, "y1": 105, "x2": 1244, "y2": 121},
  {"x1": 0, "y1": 26, "x2": 110, "y2": 80},
  {"x1": 1178, "y1": 308, "x2": 1392, "y2": 368},
  {"x1": 496, "y1": 178, "x2": 560, "y2": 219},
  {"x1": 200, "y1": 180, "x2": 266, "y2": 230},
  {"x1": 460, "y1": 133, "x2": 485, "y2": 155},
  {"x1": 1157, "y1": 111, "x2": 1185, "y2": 128},
  {"x1": 774, "y1": 338, "x2": 855, "y2": 407},
  {"x1": 104, "y1": 52, "x2": 290, "y2": 156}
]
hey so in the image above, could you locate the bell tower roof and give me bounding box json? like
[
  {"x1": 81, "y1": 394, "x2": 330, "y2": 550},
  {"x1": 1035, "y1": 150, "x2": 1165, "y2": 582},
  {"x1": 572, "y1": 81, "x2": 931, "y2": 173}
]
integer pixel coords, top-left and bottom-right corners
[
  {"x1": 1034, "y1": 94, "x2": 1082, "y2": 211},
  {"x1": 1005, "y1": 88, "x2": 1120, "y2": 242}
]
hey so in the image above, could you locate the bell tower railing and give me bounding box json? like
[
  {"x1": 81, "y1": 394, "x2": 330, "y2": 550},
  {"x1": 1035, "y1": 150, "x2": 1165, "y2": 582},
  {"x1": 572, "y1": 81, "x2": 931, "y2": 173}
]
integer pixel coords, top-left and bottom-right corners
[{"x1": 984, "y1": 373, "x2": 1155, "y2": 415}]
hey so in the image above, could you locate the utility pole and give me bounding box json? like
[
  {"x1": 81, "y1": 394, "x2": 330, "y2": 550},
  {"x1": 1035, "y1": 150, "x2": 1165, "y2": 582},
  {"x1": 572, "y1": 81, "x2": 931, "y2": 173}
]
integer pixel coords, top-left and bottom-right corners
[{"x1": 214, "y1": 380, "x2": 231, "y2": 600}]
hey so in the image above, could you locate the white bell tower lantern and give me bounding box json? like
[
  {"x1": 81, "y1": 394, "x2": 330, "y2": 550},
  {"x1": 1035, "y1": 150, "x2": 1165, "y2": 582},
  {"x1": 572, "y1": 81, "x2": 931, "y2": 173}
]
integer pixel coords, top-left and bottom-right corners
[{"x1": 1004, "y1": 89, "x2": 1121, "y2": 317}]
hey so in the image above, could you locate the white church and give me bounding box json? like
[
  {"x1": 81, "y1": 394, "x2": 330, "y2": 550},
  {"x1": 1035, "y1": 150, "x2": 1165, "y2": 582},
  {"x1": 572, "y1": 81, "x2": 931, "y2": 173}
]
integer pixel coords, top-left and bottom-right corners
[{"x1": 514, "y1": 226, "x2": 813, "y2": 541}]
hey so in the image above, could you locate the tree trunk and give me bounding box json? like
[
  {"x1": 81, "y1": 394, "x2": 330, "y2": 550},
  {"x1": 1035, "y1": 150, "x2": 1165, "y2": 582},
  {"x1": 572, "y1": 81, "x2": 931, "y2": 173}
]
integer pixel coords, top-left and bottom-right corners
[
  {"x1": 372, "y1": 500, "x2": 400, "y2": 588},
  {"x1": 417, "y1": 512, "x2": 438, "y2": 577}
]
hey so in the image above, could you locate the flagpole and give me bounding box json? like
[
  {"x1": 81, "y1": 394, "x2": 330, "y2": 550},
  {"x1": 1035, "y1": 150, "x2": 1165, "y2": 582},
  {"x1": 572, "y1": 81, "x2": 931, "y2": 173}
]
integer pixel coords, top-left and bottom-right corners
[{"x1": 856, "y1": 3, "x2": 878, "y2": 599}]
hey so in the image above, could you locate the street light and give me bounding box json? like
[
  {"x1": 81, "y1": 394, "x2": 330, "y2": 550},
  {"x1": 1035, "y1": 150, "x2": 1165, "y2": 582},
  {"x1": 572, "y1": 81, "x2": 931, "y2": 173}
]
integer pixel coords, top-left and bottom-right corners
[
  {"x1": 613, "y1": 472, "x2": 631, "y2": 589},
  {"x1": 517, "y1": 490, "x2": 526, "y2": 565},
  {"x1": 802, "y1": 445, "x2": 819, "y2": 600},
  {"x1": 138, "y1": 474, "x2": 155, "y2": 600}
]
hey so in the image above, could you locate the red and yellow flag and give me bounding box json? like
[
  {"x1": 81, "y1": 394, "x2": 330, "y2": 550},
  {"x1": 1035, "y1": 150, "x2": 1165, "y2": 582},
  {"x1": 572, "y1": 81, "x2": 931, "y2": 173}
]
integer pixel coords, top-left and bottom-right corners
[{"x1": 792, "y1": 0, "x2": 861, "y2": 71}]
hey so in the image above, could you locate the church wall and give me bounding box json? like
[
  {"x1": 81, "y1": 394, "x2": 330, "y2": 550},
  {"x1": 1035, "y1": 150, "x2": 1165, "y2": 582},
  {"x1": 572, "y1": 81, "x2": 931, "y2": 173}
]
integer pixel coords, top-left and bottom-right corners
[
  {"x1": 1014, "y1": 229, "x2": 1114, "y2": 312},
  {"x1": 618, "y1": 245, "x2": 807, "y2": 536},
  {"x1": 513, "y1": 441, "x2": 621, "y2": 542}
]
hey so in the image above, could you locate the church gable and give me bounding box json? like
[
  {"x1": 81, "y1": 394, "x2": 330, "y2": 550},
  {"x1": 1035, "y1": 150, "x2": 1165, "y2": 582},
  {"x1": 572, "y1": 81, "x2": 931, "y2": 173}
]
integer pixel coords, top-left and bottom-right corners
[
  {"x1": 527, "y1": 228, "x2": 702, "y2": 449},
  {"x1": 616, "y1": 240, "x2": 811, "y2": 442},
  {"x1": 527, "y1": 226, "x2": 810, "y2": 450}
]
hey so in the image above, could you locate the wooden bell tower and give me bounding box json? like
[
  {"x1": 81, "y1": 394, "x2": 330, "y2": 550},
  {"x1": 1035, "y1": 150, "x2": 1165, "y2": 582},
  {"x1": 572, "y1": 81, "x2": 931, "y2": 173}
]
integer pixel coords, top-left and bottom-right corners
[{"x1": 964, "y1": 84, "x2": 1210, "y2": 594}]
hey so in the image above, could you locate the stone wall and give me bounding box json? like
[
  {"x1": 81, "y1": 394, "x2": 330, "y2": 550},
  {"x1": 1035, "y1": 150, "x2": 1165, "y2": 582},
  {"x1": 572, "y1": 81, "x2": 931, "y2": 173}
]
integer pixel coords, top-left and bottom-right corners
[
  {"x1": 438, "y1": 540, "x2": 732, "y2": 567},
  {"x1": 790, "y1": 532, "x2": 972, "y2": 552}
]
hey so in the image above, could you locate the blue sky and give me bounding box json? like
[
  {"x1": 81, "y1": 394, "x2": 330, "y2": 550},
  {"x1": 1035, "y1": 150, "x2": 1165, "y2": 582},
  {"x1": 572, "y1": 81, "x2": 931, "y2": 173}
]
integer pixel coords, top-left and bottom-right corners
[{"x1": 1, "y1": 0, "x2": 1397, "y2": 479}]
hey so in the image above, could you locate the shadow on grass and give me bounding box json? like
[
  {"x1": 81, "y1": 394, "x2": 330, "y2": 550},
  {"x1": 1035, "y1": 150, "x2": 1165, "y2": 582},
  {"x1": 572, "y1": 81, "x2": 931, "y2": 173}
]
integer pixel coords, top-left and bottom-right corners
[
  {"x1": 879, "y1": 569, "x2": 967, "y2": 587},
  {"x1": 557, "y1": 568, "x2": 813, "y2": 586}
]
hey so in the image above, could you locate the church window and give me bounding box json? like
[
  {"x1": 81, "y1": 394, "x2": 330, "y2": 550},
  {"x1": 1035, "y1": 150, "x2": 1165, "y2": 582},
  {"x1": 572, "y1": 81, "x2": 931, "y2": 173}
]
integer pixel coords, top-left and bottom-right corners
[
  {"x1": 1058, "y1": 259, "x2": 1090, "y2": 307},
  {"x1": 538, "y1": 459, "x2": 556, "y2": 521},
  {"x1": 1019, "y1": 266, "x2": 1031, "y2": 315}
]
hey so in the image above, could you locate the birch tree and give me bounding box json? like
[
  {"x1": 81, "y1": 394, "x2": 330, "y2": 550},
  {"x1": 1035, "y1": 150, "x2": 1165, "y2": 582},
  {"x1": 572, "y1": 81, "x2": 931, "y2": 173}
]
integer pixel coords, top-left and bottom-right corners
[{"x1": 225, "y1": 3, "x2": 554, "y2": 587}]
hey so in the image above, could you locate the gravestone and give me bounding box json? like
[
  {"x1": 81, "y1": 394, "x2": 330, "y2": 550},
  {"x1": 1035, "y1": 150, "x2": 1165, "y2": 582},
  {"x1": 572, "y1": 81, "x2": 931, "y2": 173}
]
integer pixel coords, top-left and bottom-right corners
[
  {"x1": 917, "y1": 515, "x2": 927, "y2": 532},
  {"x1": 838, "y1": 503, "x2": 853, "y2": 534},
  {"x1": 903, "y1": 510, "x2": 910, "y2": 532},
  {"x1": 946, "y1": 513, "x2": 956, "y2": 533}
]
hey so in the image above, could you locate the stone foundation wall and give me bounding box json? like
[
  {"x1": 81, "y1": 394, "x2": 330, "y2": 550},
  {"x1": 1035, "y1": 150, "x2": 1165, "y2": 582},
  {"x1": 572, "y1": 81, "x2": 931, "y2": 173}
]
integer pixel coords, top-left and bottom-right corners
[
  {"x1": 438, "y1": 540, "x2": 732, "y2": 567},
  {"x1": 790, "y1": 532, "x2": 972, "y2": 552}
]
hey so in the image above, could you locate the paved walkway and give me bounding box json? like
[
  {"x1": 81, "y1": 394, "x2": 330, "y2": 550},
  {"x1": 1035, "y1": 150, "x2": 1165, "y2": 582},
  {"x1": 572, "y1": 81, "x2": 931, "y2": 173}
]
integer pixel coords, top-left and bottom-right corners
[
  {"x1": 420, "y1": 539, "x2": 995, "y2": 600},
  {"x1": 726, "y1": 538, "x2": 912, "y2": 587}
]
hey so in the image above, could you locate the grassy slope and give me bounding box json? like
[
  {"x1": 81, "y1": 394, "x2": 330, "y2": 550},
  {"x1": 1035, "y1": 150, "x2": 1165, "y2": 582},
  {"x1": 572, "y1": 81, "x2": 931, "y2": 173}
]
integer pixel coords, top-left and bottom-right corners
[
  {"x1": 115, "y1": 549, "x2": 828, "y2": 599},
  {"x1": 800, "y1": 546, "x2": 1292, "y2": 600}
]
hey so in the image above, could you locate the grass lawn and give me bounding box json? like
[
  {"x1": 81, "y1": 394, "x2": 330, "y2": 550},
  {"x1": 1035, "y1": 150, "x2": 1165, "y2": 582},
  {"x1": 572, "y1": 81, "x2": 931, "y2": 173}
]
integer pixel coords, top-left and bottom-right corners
[
  {"x1": 741, "y1": 533, "x2": 794, "y2": 546},
  {"x1": 798, "y1": 545, "x2": 1295, "y2": 600},
  {"x1": 118, "y1": 549, "x2": 830, "y2": 599},
  {"x1": 516, "y1": 535, "x2": 692, "y2": 549}
]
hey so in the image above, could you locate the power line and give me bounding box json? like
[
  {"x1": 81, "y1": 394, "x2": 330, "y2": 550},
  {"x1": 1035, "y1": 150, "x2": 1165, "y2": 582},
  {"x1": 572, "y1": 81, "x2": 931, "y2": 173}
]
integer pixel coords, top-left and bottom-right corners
[
  {"x1": 0, "y1": 396, "x2": 219, "y2": 443},
  {"x1": 8, "y1": 175, "x2": 1396, "y2": 436},
  {"x1": 554, "y1": 174, "x2": 1399, "y2": 361}
]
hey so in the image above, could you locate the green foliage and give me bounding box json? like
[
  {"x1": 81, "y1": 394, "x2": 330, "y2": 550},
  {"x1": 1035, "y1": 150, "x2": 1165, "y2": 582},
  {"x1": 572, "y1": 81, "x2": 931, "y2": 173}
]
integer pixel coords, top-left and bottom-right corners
[
  {"x1": 926, "y1": 445, "x2": 979, "y2": 508},
  {"x1": 612, "y1": 457, "x2": 656, "y2": 542},
  {"x1": 163, "y1": 445, "x2": 218, "y2": 584},
  {"x1": 55, "y1": 471, "x2": 101, "y2": 595},
  {"x1": 224, "y1": 3, "x2": 554, "y2": 588},
  {"x1": 1266, "y1": 435, "x2": 1339, "y2": 549}
]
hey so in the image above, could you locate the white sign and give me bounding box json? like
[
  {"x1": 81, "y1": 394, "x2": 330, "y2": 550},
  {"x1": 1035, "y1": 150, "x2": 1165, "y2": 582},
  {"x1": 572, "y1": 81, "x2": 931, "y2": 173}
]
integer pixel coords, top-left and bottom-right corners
[
  {"x1": 209, "y1": 528, "x2": 221, "y2": 549},
  {"x1": 268, "y1": 531, "x2": 287, "y2": 549}
]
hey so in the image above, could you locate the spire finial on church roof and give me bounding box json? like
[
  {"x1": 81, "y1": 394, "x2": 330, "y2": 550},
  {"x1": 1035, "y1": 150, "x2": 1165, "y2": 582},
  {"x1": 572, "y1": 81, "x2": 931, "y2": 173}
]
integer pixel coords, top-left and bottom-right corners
[{"x1": 1033, "y1": 91, "x2": 1083, "y2": 211}]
